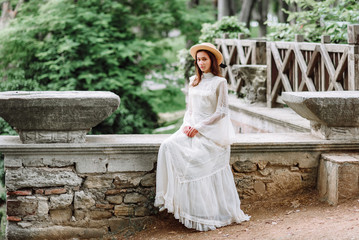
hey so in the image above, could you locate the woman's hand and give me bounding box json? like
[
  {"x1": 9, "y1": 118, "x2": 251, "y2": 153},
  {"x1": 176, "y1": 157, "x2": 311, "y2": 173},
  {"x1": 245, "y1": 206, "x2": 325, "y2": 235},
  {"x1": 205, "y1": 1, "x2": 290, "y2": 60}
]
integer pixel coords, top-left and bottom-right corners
[{"x1": 183, "y1": 126, "x2": 198, "y2": 138}]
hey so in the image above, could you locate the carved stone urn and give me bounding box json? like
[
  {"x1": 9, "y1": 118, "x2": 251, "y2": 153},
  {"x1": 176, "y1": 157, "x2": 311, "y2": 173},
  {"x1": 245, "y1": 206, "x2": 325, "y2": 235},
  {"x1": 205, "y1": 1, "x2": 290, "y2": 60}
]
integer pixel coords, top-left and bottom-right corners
[
  {"x1": 0, "y1": 91, "x2": 120, "y2": 143},
  {"x1": 282, "y1": 91, "x2": 359, "y2": 140}
]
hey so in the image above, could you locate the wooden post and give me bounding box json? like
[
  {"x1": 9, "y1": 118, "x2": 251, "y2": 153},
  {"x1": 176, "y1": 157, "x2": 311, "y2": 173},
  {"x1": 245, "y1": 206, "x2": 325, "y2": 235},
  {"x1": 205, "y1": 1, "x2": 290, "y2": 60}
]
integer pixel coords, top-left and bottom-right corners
[
  {"x1": 320, "y1": 36, "x2": 330, "y2": 91},
  {"x1": 238, "y1": 33, "x2": 246, "y2": 40},
  {"x1": 321, "y1": 35, "x2": 331, "y2": 44},
  {"x1": 266, "y1": 42, "x2": 273, "y2": 107},
  {"x1": 295, "y1": 34, "x2": 304, "y2": 42},
  {"x1": 222, "y1": 33, "x2": 230, "y2": 39},
  {"x1": 347, "y1": 25, "x2": 359, "y2": 90},
  {"x1": 253, "y1": 40, "x2": 266, "y2": 65}
]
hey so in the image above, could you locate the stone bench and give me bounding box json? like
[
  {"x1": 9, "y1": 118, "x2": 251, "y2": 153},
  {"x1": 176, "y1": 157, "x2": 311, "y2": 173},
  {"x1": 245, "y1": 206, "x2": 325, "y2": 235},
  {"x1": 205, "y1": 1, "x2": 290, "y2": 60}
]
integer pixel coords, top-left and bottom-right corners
[{"x1": 318, "y1": 153, "x2": 359, "y2": 205}]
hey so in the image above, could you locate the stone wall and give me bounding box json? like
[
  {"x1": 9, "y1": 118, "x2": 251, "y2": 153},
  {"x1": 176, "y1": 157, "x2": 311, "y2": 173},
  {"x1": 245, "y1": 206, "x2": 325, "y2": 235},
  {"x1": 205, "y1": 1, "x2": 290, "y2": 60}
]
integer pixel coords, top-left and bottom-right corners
[{"x1": 1, "y1": 133, "x2": 359, "y2": 239}]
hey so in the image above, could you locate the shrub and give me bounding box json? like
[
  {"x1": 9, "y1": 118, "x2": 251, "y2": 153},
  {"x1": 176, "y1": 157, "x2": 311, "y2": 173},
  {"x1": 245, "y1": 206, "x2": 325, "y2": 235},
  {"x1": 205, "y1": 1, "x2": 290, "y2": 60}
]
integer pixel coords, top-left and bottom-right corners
[{"x1": 267, "y1": 0, "x2": 359, "y2": 43}]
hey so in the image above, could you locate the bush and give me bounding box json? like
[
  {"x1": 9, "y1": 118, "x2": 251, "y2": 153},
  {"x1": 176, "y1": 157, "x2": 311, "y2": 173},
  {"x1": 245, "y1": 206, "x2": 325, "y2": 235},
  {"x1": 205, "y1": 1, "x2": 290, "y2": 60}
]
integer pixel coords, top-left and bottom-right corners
[
  {"x1": 199, "y1": 16, "x2": 250, "y2": 43},
  {"x1": 0, "y1": 0, "x2": 205, "y2": 134},
  {"x1": 267, "y1": 0, "x2": 359, "y2": 43}
]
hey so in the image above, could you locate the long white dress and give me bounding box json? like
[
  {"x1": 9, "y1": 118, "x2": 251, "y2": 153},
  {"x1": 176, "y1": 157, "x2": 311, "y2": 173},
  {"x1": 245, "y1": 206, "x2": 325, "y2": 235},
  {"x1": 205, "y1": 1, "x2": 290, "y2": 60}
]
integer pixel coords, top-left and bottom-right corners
[{"x1": 154, "y1": 72, "x2": 250, "y2": 231}]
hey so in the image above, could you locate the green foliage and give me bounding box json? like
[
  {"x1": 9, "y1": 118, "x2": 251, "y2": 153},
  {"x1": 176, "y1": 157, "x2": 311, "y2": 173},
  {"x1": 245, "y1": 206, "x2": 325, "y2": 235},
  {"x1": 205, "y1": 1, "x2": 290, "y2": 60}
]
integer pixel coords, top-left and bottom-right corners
[
  {"x1": 0, "y1": 204, "x2": 5, "y2": 239},
  {"x1": 145, "y1": 86, "x2": 186, "y2": 114},
  {"x1": 0, "y1": 154, "x2": 4, "y2": 189},
  {"x1": 267, "y1": 0, "x2": 359, "y2": 43},
  {"x1": 199, "y1": 16, "x2": 250, "y2": 43},
  {"x1": 0, "y1": 118, "x2": 16, "y2": 135},
  {"x1": 0, "y1": 0, "x2": 217, "y2": 134}
]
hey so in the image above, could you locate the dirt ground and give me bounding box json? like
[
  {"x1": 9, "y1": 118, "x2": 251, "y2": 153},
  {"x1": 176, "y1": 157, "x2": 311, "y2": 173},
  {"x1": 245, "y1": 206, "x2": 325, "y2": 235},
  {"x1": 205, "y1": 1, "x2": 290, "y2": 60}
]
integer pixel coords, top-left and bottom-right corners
[{"x1": 114, "y1": 190, "x2": 359, "y2": 240}]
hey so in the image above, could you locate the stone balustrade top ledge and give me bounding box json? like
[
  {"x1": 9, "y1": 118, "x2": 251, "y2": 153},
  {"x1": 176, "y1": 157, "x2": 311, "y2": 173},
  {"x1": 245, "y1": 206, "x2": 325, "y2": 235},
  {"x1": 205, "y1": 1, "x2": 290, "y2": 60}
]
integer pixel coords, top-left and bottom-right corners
[{"x1": 0, "y1": 133, "x2": 358, "y2": 153}]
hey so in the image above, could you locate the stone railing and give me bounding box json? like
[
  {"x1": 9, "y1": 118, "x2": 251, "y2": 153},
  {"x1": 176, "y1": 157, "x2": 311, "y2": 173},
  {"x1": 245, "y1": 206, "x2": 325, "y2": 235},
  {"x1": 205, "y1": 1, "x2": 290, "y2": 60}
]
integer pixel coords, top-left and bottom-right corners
[{"x1": 1, "y1": 91, "x2": 359, "y2": 239}]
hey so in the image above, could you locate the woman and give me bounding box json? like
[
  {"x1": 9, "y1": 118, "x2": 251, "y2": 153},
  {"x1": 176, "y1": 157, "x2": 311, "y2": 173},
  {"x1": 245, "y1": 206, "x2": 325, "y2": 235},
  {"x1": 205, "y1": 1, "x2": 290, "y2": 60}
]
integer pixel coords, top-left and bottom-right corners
[{"x1": 154, "y1": 42, "x2": 250, "y2": 231}]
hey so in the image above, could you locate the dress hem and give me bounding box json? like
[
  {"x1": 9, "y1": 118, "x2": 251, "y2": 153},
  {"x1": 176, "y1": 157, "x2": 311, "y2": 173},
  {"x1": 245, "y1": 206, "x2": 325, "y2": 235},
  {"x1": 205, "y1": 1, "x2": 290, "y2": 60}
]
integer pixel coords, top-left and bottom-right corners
[{"x1": 154, "y1": 193, "x2": 250, "y2": 232}]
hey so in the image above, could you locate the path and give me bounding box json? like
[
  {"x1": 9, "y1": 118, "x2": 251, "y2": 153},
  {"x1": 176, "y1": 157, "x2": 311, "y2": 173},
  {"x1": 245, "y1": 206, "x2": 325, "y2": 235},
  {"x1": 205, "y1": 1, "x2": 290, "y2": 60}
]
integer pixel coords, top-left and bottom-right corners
[{"x1": 113, "y1": 190, "x2": 359, "y2": 240}]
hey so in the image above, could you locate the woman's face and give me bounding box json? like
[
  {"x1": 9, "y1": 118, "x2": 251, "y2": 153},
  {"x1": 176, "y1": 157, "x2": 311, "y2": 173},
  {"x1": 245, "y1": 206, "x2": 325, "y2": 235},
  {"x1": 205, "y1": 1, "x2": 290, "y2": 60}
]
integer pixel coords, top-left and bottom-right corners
[{"x1": 196, "y1": 51, "x2": 212, "y2": 73}]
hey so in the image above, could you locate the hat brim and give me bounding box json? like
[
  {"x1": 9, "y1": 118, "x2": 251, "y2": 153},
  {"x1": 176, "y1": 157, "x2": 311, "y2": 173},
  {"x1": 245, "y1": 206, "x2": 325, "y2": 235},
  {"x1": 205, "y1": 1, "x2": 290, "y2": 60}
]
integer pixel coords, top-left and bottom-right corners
[{"x1": 190, "y1": 44, "x2": 223, "y2": 65}]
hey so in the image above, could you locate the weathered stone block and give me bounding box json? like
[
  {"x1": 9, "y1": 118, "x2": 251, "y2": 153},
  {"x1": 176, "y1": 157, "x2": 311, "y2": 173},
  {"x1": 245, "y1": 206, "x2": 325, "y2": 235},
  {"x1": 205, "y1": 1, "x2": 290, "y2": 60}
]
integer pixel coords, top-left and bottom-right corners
[
  {"x1": 266, "y1": 169, "x2": 303, "y2": 196},
  {"x1": 50, "y1": 208, "x2": 72, "y2": 223},
  {"x1": 140, "y1": 173, "x2": 156, "y2": 187},
  {"x1": 84, "y1": 175, "x2": 113, "y2": 189},
  {"x1": 124, "y1": 193, "x2": 147, "y2": 204},
  {"x1": 114, "y1": 205, "x2": 135, "y2": 216},
  {"x1": 232, "y1": 152, "x2": 319, "y2": 168},
  {"x1": 232, "y1": 160, "x2": 257, "y2": 173},
  {"x1": 42, "y1": 155, "x2": 76, "y2": 167},
  {"x1": 108, "y1": 154, "x2": 156, "y2": 172},
  {"x1": 50, "y1": 194, "x2": 73, "y2": 209},
  {"x1": 37, "y1": 199, "x2": 49, "y2": 219},
  {"x1": 258, "y1": 168, "x2": 272, "y2": 176},
  {"x1": 17, "y1": 222, "x2": 33, "y2": 228},
  {"x1": 6, "y1": 168, "x2": 82, "y2": 191},
  {"x1": 106, "y1": 189, "x2": 127, "y2": 195},
  {"x1": 4, "y1": 155, "x2": 22, "y2": 168},
  {"x1": 319, "y1": 154, "x2": 359, "y2": 205},
  {"x1": 6, "y1": 224, "x2": 108, "y2": 240},
  {"x1": 21, "y1": 156, "x2": 46, "y2": 167},
  {"x1": 74, "y1": 210, "x2": 86, "y2": 221},
  {"x1": 75, "y1": 156, "x2": 108, "y2": 174},
  {"x1": 106, "y1": 195, "x2": 123, "y2": 204},
  {"x1": 253, "y1": 181, "x2": 266, "y2": 194},
  {"x1": 89, "y1": 210, "x2": 112, "y2": 220},
  {"x1": 74, "y1": 191, "x2": 95, "y2": 209},
  {"x1": 7, "y1": 199, "x2": 37, "y2": 217},
  {"x1": 95, "y1": 203, "x2": 114, "y2": 209},
  {"x1": 135, "y1": 206, "x2": 150, "y2": 217},
  {"x1": 113, "y1": 173, "x2": 144, "y2": 189}
]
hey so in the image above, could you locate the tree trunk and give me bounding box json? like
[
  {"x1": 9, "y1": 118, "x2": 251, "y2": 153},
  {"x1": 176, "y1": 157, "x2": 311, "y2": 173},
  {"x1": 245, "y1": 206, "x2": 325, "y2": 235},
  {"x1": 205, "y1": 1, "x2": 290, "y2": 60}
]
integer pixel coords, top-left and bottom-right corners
[
  {"x1": 278, "y1": 0, "x2": 289, "y2": 23},
  {"x1": 0, "y1": 0, "x2": 23, "y2": 30},
  {"x1": 238, "y1": 0, "x2": 256, "y2": 28},
  {"x1": 188, "y1": 0, "x2": 200, "y2": 8},
  {"x1": 218, "y1": 0, "x2": 229, "y2": 20},
  {"x1": 217, "y1": 0, "x2": 236, "y2": 20},
  {"x1": 257, "y1": 0, "x2": 269, "y2": 37}
]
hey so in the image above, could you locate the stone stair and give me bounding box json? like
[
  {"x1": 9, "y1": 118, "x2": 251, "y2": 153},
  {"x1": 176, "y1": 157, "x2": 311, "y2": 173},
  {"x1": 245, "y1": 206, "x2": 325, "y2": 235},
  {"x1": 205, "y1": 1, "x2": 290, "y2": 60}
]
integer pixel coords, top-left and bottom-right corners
[{"x1": 318, "y1": 153, "x2": 359, "y2": 205}]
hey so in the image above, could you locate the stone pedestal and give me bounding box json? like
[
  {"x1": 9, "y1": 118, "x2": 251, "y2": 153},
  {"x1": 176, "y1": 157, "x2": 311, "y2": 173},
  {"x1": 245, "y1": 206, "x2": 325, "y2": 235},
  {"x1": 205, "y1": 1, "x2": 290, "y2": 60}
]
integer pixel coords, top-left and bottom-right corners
[
  {"x1": 318, "y1": 154, "x2": 359, "y2": 205},
  {"x1": 232, "y1": 65, "x2": 267, "y2": 103},
  {"x1": 282, "y1": 91, "x2": 359, "y2": 140},
  {"x1": 0, "y1": 91, "x2": 120, "y2": 143}
]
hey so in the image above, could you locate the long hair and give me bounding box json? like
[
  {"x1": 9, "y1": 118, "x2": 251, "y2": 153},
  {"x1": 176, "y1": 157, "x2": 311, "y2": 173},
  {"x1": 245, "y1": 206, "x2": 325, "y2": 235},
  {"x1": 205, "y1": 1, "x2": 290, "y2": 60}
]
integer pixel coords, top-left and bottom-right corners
[{"x1": 192, "y1": 50, "x2": 222, "y2": 87}]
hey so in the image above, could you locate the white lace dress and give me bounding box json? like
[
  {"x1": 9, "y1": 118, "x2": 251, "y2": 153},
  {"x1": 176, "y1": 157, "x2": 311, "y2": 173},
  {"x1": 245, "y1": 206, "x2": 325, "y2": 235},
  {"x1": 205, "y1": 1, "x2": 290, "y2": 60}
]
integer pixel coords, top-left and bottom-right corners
[{"x1": 154, "y1": 72, "x2": 250, "y2": 231}]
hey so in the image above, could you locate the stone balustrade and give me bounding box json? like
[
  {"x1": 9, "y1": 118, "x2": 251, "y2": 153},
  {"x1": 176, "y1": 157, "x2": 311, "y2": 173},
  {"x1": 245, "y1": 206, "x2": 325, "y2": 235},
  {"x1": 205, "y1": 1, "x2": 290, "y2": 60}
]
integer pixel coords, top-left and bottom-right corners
[
  {"x1": 1, "y1": 133, "x2": 359, "y2": 239},
  {"x1": 1, "y1": 90, "x2": 359, "y2": 238},
  {"x1": 0, "y1": 91, "x2": 120, "y2": 143},
  {"x1": 282, "y1": 91, "x2": 359, "y2": 140}
]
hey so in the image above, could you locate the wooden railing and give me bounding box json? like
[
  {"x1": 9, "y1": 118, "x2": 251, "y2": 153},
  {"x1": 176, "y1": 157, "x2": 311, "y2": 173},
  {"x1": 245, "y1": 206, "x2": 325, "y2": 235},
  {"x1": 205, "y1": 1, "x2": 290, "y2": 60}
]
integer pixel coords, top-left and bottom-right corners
[
  {"x1": 215, "y1": 34, "x2": 266, "y2": 92},
  {"x1": 215, "y1": 25, "x2": 359, "y2": 108}
]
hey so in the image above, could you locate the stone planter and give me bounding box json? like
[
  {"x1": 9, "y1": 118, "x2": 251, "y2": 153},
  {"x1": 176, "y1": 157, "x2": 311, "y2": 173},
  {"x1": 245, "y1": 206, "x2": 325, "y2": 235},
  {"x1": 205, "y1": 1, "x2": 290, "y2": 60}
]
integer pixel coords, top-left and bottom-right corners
[
  {"x1": 232, "y1": 64, "x2": 267, "y2": 103},
  {"x1": 282, "y1": 91, "x2": 359, "y2": 140},
  {"x1": 0, "y1": 91, "x2": 120, "y2": 143}
]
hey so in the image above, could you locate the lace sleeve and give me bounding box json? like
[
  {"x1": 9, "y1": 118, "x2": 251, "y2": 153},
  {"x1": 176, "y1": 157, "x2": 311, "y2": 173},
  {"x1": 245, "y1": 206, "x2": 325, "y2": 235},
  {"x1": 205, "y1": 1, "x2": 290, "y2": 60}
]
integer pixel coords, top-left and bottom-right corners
[
  {"x1": 193, "y1": 79, "x2": 235, "y2": 146},
  {"x1": 194, "y1": 79, "x2": 228, "y2": 130},
  {"x1": 182, "y1": 76, "x2": 195, "y2": 127}
]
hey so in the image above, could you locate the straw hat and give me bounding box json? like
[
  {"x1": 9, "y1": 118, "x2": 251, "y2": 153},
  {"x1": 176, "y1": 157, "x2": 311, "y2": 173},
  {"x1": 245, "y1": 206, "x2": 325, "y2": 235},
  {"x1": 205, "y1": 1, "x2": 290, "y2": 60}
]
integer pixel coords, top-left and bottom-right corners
[{"x1": 190, "y1": 43, "x2": 223, "y2": 65}]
